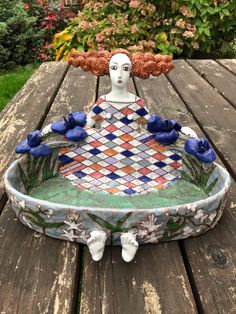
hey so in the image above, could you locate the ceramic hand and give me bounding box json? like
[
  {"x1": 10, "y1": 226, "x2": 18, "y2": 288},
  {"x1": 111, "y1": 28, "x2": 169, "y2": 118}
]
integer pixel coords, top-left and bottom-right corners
[{"x1": 180, "y1": 126, "x2": 198, "y2": 139}]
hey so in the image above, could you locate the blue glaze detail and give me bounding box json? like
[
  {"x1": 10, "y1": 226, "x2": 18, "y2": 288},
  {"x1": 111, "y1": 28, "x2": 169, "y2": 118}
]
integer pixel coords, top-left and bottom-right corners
[{"x1": 121, "y1": 150, "x2": 134, "y2": 157}]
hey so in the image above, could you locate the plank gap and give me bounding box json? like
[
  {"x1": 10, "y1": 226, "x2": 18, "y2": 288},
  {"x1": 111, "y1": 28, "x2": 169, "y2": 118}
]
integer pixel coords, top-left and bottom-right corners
[
  {"x1": 0, "y1": 193, "x2": 8, "y2": 215},
  {"x1": 166, "y1": 73, "x2": 236, "y2": 182},
  {"x1": 186, "y1": 59, "x2": 236, "y2": 110},
  {"x1": 179, "y1": 240, "x2": 205, "y2": 314},
  {"x1": 76, "y1": 245, "x2": 86, "y2": 314},
  {"x1": 216, "y1": 59, "x2": 236, "y2": 76}
]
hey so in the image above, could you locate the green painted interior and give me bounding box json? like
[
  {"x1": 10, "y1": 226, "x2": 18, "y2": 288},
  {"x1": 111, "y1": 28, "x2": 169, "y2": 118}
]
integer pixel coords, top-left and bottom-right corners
[{"x1": 29, "y1": 176, "x2": 208, "y2": 209}]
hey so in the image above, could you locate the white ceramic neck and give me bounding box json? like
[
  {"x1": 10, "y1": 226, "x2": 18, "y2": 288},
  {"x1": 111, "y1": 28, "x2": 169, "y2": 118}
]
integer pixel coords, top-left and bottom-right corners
[{"x1": 105, "y1": 83, "x2": 136, "y2": 102}]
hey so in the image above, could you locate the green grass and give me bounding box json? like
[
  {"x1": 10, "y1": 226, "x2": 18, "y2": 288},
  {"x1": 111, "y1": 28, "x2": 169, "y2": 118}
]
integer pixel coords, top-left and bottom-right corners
[{"x1": 0, "y1": 65, "x2": 39, "y2": 112}]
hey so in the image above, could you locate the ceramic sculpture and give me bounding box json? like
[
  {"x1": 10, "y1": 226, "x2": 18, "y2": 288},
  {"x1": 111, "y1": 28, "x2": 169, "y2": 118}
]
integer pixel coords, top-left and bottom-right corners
[{"x1": 4, "y1": 49, "x2": 231, "y2": 262}]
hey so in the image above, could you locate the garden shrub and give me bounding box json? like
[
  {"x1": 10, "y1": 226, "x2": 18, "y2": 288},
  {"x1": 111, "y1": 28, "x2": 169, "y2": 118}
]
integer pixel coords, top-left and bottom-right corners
[
  {"x1": 52, "y1": 0, "x2": 236, "y2": 60},
  {"x1": 22, "y1": 0, "x2": 77, "y2": 62},
  {"x1": 0, "y1": 0, "x2": 43, "y2": 70}
]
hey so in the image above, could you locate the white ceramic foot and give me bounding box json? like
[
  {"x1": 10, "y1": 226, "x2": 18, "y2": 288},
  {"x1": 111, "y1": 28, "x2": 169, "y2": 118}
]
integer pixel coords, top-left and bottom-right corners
[
  {"x1": 87, "y1": 230, "x2": 107, "y2": 261},
  {"x1": 120, "y1": 232, "x2": 139, "y2": 262}
]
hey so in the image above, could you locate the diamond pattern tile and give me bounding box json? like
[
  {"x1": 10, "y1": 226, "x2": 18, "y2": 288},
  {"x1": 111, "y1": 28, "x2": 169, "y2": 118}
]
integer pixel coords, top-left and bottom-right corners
[{"x1": 58, "y1": 97, "x2": 182, "y2": 196}]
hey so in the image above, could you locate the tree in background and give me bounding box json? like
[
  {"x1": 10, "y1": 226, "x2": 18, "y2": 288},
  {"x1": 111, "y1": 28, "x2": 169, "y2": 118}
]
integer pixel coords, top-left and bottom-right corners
[{"x1": 0, "y1": 0, "x2": 43, "y2": 69}]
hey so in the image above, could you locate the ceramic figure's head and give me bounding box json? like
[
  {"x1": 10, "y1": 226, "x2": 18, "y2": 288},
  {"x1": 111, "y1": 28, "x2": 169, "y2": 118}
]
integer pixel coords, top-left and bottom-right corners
[
  {"x1": 109, "y1": 53, "x2": 132, "y2": 88},
  {"x1": 68, "y1": 49, "x2": 175, "y2": 78}
]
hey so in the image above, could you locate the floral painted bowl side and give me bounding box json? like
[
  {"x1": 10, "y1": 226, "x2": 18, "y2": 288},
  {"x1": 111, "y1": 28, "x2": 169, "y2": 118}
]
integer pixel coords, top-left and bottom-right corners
[{"x1": 4, "y1": 151, "x2": 231, "y2": 246}]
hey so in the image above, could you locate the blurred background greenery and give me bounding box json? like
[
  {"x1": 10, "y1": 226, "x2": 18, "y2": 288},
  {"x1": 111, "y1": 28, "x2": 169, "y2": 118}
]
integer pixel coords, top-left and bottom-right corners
[{"x1": 0, "y1": 0, "x2": 235, "y2": 110}]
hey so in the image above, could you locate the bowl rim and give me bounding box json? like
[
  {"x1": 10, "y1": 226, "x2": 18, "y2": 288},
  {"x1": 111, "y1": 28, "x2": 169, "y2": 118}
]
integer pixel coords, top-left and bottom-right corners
[{"x1": 4, "y1": 156, "x2": 232, "y2": 214}]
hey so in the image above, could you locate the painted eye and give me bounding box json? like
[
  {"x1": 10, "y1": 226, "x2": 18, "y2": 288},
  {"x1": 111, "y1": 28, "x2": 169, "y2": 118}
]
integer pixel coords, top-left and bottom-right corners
[
  {"x1": 123, "y1": 66, "x2": 130, "y2": 71},
  {"x1": 110, "y1": 65, "x2": 117, "y2": 70}
]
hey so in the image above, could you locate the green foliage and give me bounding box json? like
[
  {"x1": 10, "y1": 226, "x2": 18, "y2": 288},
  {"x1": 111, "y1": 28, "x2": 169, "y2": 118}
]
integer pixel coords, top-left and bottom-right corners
[
  {"x1": 18, "y1": 149, "x2": 59, "y2": 193},
  {"x1": 24, "y1": 211, "x2": 64, "y2": 230},
  {"x1": 166, "y1": 217, "x2": 186, "y2": 233},
  {"x1": 87, "y1": 212, "x2": 132, "y2": 232},
  {"x1": 182, "y1": 154, "x2": 218, "y2": 194},
  {"x1": 22, "y1": 0, "x2": 76, "y2": 62},
  {"x1": 0, "y1": 1, "x2": 44, "y2": 70},
  {"x1": 52, "y1": 0, "x2": 236, "y2": 59}
]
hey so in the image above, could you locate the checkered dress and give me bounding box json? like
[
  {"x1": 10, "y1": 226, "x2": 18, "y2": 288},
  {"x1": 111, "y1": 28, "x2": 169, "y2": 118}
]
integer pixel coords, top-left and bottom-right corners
[{"x1": 58, "y1": 97, "x2": 182, "y2": 195}]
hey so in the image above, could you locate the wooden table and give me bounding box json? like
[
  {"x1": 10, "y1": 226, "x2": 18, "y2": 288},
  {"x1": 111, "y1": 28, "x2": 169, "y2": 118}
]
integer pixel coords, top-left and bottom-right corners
[{"x1": 0, "y1": 59, "x2": 236, "y2": 314}]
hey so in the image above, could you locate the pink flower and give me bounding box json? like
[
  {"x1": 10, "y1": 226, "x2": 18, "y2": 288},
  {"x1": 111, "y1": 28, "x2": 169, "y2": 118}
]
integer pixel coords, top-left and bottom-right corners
[
  {"x1": 192, "y1": 42, "x2": 199, "y2": 49},
  {"x1": 175, "y1": 19, "x2": 185, "y2": 29},
  {"x1": 171, "y1": 28, "x2": 178, "y2": 34},
  {"x1": 96, "y1": 33, "x2": 105, "y2": 43},
  {"x1": 112, "y1": 0, "x2": 123, "y2": 6},
  {"x1": 79, "y1": 21, "x2": 92, "y2": 31},
  {"x1": 186, "y1": 23, "x2": 196, "y2": 32},
  {"x1": 103, "y1": 27, "x2": 112, "y2": 36},
  {"x1": 163, "y1": 19, "x2": 171, "y2": 26},
  {"x1": 180, "y1": 6, "x2": 194, "y2": 18},
  {"x1": 146, "y1": 4, "x2": 156, "y2": 14},
  {"x1": 143, "y1": 40, "x2": 155, "y2": 48},
  {"x1": 131, "y1": 24, "x2": 139, "y2": 34},
  {"x1": 129, "y1": 0, "x2": 140, "y2": 9},
  {"x1": 24, "y1": 3, "x2": 30, "y2": 9},
  {"x1": 182, "y1": 31, "x2": 194, "y2": 38},
  {"x1": 128, "y1": 44, "x2": 143, "y2": 51}
]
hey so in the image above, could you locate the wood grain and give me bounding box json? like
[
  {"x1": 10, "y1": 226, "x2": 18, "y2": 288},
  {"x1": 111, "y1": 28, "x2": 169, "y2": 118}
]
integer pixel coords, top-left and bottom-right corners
[
  {"x1": 182, "y1": 185, "x2": 236, "y2": 314},
  {"x1": 43, "y1": 66, "x2": 97, "y2": 125},
  {"x1": 167, "y1": 60, "x2": 236, "y2": 179},
  {"x1": 0, "y1": 64, "x2": 97, "y2": 314},
  {"x1": 187, "y1": 59, "x2": 236, "y2": 108},
  {"x1": 0, "y1": 204, "x2": 79, "y2": 314},
  {"x1": 80, "y1": 244, "x2": 197, "y2": 314},
  {"x1": 149, "y1": 60, "x2": 236, "y2": 313},
  {"x1": 217, "y1": 59, "x2": 236, "y2": 75}
]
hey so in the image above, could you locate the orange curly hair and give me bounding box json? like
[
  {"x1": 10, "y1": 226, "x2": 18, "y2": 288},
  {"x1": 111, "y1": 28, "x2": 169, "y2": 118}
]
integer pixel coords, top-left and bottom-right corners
[{"x1": 67, "y1": 48, "x2": 174, "y2": 79}]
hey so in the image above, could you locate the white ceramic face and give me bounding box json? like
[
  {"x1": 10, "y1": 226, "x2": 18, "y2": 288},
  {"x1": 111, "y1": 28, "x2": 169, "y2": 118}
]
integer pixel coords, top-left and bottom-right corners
[{"x1": 109, "y1": 53, "x2": 132, "y2": 88}]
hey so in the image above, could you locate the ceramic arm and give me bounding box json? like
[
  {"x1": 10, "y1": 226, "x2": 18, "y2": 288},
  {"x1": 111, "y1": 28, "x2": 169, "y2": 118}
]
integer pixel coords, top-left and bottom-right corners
[
  {"x1": 41, "y1": 123, "x2": 52, "y2": 136},
  {"x1": 180, "y1": 126, "x2": 198, "y2": 139},
  {"x1": 86, "y1": 115, "x2": 96, "y2": 127}
]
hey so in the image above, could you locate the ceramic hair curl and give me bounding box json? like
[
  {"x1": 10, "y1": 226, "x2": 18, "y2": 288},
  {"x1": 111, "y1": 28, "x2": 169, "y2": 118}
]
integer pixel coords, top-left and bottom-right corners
[{"x1": 68, "y1": 48, "x2": 174, "y2": 78}]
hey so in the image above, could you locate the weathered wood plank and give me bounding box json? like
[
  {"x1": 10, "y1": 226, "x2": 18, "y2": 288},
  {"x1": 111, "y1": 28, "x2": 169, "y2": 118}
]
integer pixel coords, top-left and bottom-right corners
[
  {"x1": 0, "y1": 205, "x2": 78, "y2": 314},
  {"x1": 143, "y1": 61, "x2": 236, "y2": 313},
  {"x1": 135, "y1": 72, "x2": 236, "y2": 312},
  {"x1": 0, "y1": 62, "x2": 69, "y2": 201},
  {"x1": 182, "y1": 185, "x2": 236, "y2": 314},
  {"x1": 43, "y1": 66, "x2": 97, "y2": 125},
  {"x1": 217, "y1": 59, "x2": 236, "y2": 75},
  {"x1": 134, "y1": 74, "x2": 202, "y2": 134},
  {"x1": 79, "y1": 75, "x2": 197, "y2": 314},
  {"x1": 167, "y1": 60, "x2": 236, "y2": 179},
  {"x1": 80, "y1": 244, "x2": 197, "y2": 314},
  {"x1": 187, "y1": 59, "x2": 236, "y2": 108},
  {"x1": 0, "y1": 64, "x2": 97, "y2": 314}
]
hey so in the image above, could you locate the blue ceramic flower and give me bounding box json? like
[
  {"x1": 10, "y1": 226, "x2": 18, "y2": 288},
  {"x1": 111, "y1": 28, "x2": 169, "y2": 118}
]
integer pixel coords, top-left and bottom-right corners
[
  {"x1": 148, "y1": 115, "x2": 181, "y2": 145},
  {"x1": 16, "y1": 130, "x2": 52, "y2": 157},
  {"x1": 184, "y1": 138, "x2": 216, "y2": 163},
  {"x1": 147, "y1": 114, "x2": 163, "y2": 133},
  {"x1": 51, "y1": 112, "x2": 87, "y2": 142}
]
